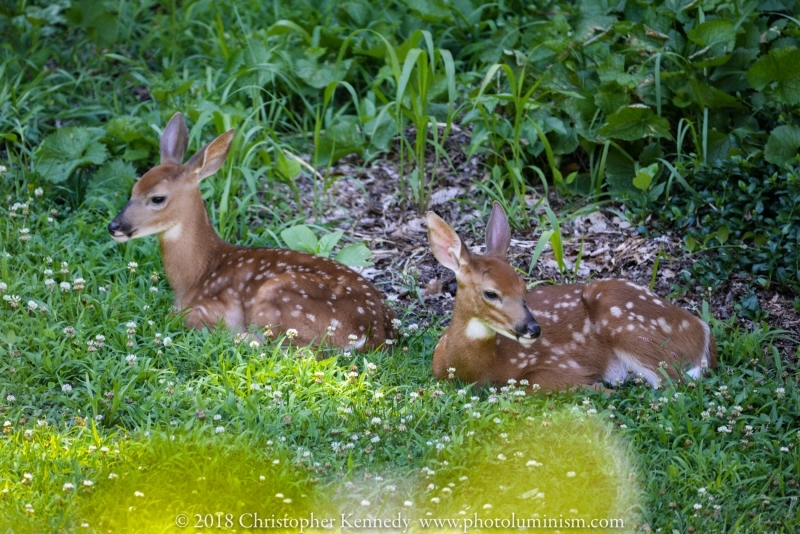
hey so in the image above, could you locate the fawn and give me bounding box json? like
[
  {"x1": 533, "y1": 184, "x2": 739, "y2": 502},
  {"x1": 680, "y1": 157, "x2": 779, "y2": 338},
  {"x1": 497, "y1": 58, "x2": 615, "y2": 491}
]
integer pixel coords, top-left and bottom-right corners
[
  {"x1": 427, "y1": 202, "x2": 717, "y2": 391},
  {"x1": 108, "y1": 113, "x2": 395, "y2": 349}
]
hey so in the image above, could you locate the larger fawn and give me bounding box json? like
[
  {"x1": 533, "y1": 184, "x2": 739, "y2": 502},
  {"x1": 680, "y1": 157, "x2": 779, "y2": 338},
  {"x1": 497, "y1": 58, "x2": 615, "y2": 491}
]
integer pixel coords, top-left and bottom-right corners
[
  {"x1": 108, "y1": 113, "x2": 395, "y2": 349},
  {"x1": 427, "y1": 202, "x2": 717, "y2": 391}
]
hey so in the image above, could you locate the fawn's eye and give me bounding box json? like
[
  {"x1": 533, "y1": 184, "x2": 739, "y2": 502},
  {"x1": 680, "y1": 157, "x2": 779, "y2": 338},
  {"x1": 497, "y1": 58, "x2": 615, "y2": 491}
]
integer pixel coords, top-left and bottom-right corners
[
  {"x1": 151, "y1": 196, "x2": 166, "y2": 205},
  {"x1": 483, "y1": 290, "x2": 499, "y2": 300}
]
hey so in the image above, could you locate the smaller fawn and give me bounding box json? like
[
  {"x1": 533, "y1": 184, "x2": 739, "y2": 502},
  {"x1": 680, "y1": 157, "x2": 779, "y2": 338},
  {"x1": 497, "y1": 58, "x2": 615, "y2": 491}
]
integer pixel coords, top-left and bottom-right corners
[
  {"x1": 108, "y1": 113, "x2": 395, "y2": 349},
  {"x1": 427, "y1": 202, "x2": 717, "y2": 391}
]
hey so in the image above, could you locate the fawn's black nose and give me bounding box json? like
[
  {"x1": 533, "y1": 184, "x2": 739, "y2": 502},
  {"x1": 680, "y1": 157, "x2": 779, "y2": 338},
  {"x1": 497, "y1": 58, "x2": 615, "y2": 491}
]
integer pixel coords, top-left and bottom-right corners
[
  {"x1": 107, "y1": 220, "x2": 121, "y2": 235},
  {"x1": 526, "y1": 321, "x2": 541, "y2": 338},
  {"x1": 515, "y1": 306, "x2": 541, "y2": 339}
]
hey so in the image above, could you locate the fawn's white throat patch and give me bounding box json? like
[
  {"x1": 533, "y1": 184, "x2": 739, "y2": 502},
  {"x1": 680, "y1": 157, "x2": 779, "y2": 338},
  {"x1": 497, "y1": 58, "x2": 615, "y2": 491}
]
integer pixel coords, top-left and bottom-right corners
[
  {"x1": 465, "y1": 317, "x2": 537, "y2": 347},
  {"x1": 465, "y1": 318, "x2": 494, "y2": 340}
]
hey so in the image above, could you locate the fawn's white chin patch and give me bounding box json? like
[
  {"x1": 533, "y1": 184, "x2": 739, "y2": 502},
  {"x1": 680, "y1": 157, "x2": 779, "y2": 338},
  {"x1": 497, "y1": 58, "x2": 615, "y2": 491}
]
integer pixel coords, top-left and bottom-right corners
[
  {"x1": 111, "y1": 234, "x2": 131, "y2": 243},
  {"x1": 516, "y1": 336, "x2": 537, "y2": 347}
]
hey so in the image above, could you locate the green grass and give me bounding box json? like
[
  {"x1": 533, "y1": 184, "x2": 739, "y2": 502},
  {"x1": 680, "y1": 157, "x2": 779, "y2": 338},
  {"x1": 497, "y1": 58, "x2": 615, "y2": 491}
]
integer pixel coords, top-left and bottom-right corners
[{"x1": 1, "y1": 183, "x2": 799, "y2": 533}]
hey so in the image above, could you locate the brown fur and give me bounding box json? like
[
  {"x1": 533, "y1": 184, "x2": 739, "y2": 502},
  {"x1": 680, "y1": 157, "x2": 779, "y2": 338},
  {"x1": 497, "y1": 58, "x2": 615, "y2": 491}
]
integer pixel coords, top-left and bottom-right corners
[
  {"x1": 109, "y1": 113, "x2": 395, "y2": 349},
  {"x1": 428, "y1": 203, "x2": 717, "y2": 392}
]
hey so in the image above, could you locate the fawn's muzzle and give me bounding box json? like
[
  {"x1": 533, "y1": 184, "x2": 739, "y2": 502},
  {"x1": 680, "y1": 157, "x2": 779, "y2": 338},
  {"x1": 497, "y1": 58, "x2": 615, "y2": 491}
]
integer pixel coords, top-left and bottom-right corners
[
  {"x1": 108, "y1": 212, "x2": 134, "y2": 240},
  {"x1": 515, "y1": 306, "x2": 541, "y2": 341}
]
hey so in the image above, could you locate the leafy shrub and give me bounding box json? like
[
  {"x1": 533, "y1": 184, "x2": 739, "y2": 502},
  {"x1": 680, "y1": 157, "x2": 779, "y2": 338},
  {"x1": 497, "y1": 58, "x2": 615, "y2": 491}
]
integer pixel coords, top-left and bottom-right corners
[{"x1": 661, "y1": 159, "x2": 800, "y2": 295}]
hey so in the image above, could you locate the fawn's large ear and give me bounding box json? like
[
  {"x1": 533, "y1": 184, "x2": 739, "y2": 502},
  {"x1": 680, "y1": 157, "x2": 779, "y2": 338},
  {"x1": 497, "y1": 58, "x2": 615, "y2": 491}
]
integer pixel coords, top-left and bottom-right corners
[
  {"x1": 183, "y1": 129, "x2": 235, "y2": 182},
  {"x1": 427, "y1": 212, "x2": 469, "y2": 273},
  {"x1": 160, "y1": 112, "x2": 189, "y2": 165},
  {"x1": 485, "y1": 201, "x2": 511, "y2": 257}
]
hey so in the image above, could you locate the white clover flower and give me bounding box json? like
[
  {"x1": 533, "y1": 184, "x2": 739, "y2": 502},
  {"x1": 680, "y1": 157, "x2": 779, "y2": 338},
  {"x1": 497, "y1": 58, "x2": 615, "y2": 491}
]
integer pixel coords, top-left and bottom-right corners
[
  {"x1": 285, "y1": 328, "x2": 298, "y2": 340},
  {"x1": 108, "y1": 473, "x2": 118, "y2": 479},
  {"x1": 497, "y1": 454, "x2": 507, "y2": 461},
  {"x1": 63, "y1": 482, "x2": 75, "y2": 492},
  {"x1": 61, "y1": 384, "x2": 72, "y2": 393},
  {"x1": 391, "y1": 318, "x2": 402, "y2": 329},
  {"x1": 59, "y1": 282, "x2": 71, "y2": 292},
  {"x1": 127, "y1": 262, "x2": 138, "y2": 273},
  {"x1": 693, "y1": 503, "x2": 702, "y2": 510},
  {"x1": 371, "y1": 436, "x2": 380, "y2": 443},
  {"x1": 360, "y1": 500, "x2": 370, "y2": 506},
  {"x1": 775, "y1": 387, "x2": 786, "y2": 398},
  {"x1": 249, "y1": 340, "x2": 260, "y2": 348},
  {"x1": 717, "y1": 425, "x2": 732, "y2": 434},
  {"x1": 83, "y1": 480, "x2": 93, "y2": 487},
  {"x1": 44, "y1": 279, "x2": 55, "y2": 290},
  {"x1": 0, "y1": 282, "x2": 6, "y2": 293},
  {"x1": 73, "y1": 278, "x2": 85, "y2": 291},
  {"x1": 149, "y1": 286, "x2": 158, "y2": 293},
  {"x1": 215, "y1": 426, "x2": 225, "y2": 434},
  {"x1": 566, "y1": 471, "x2": 576, "y2": 477},
  {"x1": 472, "y1": 412, "x2": 481, "y2": 418},
  {"x1": 526, "y1": 460, "x2": 542, "y2": 467},
  {"x1": 34, "y1": 187, "x2": 43, "y2": 198},
  {"x1": 27, "y1": 300, "x2": 38, "y2": 311},
  {"x1": 125, "y1": 354, "x2": 137, "y2": 366},
  {"x1": 213, "y1": 414, "x2": 222, "y2": 421},
  {"x1": 403, "y1": 501, "x2": 413, "y2": 507},
  {"x1": 134, "y1": 491, "x2": 144, "y2": 497},
  {"x1": 6, "y1": 394, "x2": 15, "y2": 402},
  {"x1": 0, "y1": 165, "x2": 6, "y2": 175}
]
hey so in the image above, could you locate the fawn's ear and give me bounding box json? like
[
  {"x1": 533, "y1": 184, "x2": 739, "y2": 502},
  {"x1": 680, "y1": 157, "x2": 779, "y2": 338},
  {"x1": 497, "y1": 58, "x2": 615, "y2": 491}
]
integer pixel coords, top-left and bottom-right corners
[
  {"x1": 160, "y1": 112, "x2": 189, "y2": 165},
  {"x1": 485, "y1": 201, "x2": 511, "y2": 257},
  {"x1": 183, "y1": 129, "x2": 235, "y2": 182},
  {"x1": 427, "y1": 212, "x2": 469, "y2": 273}
]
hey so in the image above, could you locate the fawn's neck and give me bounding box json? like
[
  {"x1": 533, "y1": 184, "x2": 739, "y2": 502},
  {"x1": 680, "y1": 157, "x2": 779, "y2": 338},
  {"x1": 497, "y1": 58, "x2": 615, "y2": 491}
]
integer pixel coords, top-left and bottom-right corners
[
  {"x1": 157, "y1": 194, "x2": 227, "y2": 305},
  {"x1": 439, "y1": 300, "x2": 499, "y2": 384}
]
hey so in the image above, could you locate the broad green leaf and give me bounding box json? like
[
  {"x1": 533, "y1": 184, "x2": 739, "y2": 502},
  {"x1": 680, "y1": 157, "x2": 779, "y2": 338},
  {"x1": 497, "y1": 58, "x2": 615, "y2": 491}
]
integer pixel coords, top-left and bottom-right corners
[
  {"x1": 66, "y1": 0, "x2": 118, "y2": 47},
  {"x1": 35, "y1": 127, "x2": 108, "y2": 184},
  {"x1": 335, "y1": 243, "x2": 374, "y2": 267},
  {"x1": 317, "y1": 115, "x2": 365, "y2": 165},
  {"x1": 296, "y1": 58, "x2": 351, "y2": 89},
  {"x1": 633, "y1": 163, "x2": 659, "y2": 191},
  {"x1": 717, "y1": 225, "x2": 730, "y2": 245},
  {"x1": 764, "y1": 125, "x2": 800, "y2": 167},
  {"x1": 402, "y1": 0, "x2": 450, "y2": 22},
  {"x1": 687, "y1": 19, "x2": 736, "y2": 62},
  {"x1": 281, "y1": 225, "x2": 319, "y2": 254},
  {"x1": 84, "y1": 159, "x2": 138, "y2": 208},
  {"x1": 275, "y1": 151, "x2": 301, "y2": 182},
  {"x1": 598, "y1": 106, "x2": 671, "y2": 141},
  {"x1": 318, "y1": 230, "x2": 345, "y2": 257},
  {"x1": 747, "y1": 47, "x2": 800, "y2": 105},
  {"x1": 685, "y1": 235, "x2": 697, "y2": 252}
]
